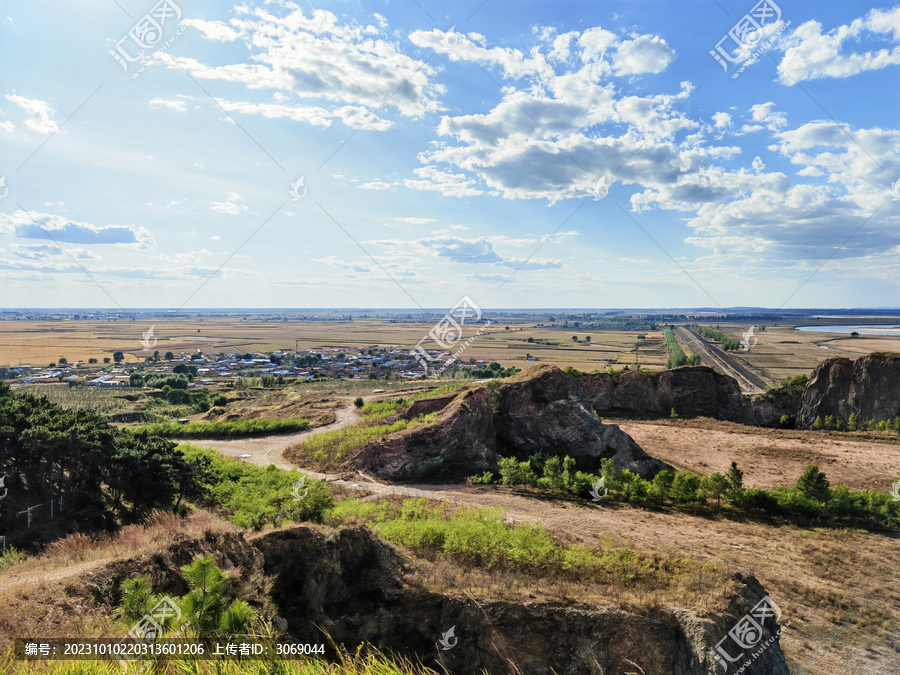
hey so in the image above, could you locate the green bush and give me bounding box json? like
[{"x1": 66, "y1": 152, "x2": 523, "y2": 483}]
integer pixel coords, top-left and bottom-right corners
[
  {"x1": 0, "y1": 546, "x2": 27, "y2": 569},
  {"x1": 672, "y1": 470, "x2": 701, "y2": 503},
  {"x1": 179, "y1": 444, "x2": 333, "y2": 528},
  {"x1": 796, "y1": 464, "x2": 831, "y2": 502},
  {"x1": 469, "y1": 471, "x2": 494, "y2": 484},
  {"x1": 133, "y1": 418, "x2": 310, "y2": 438}
]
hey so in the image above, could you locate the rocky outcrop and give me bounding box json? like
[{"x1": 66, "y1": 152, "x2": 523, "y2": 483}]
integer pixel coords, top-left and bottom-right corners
[
  {"x1": 582, "y1": 366, "x2": 749, "y2": 421},
  {"x1": 796, "y1": 352, "x2": 900, "y2": 428},
  {"x1": 349, "y1": 366, "x2": 668, "y2": 481},
  {"x1": 256, "y1": 524, "x2": 789, "y2": 675},
  {"x1": 495, "y1": 365, "x2": 669, "y2": 479},
  {"x1": 744, "y1": 388, "x2": 802, "y2": 428},
  {"x1": 348, "y1": 388, "x2": 499, "y2": 480}
]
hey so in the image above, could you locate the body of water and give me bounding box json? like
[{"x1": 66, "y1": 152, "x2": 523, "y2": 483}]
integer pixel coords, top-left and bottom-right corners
[{"x1": 795, "y1": 325, "x2": 900, "y2": 336}]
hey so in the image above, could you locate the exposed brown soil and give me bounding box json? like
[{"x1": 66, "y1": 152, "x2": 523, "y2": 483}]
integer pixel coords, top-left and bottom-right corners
[{"x1": 611, "y1": 417, "x2": 900, "y2": 493}]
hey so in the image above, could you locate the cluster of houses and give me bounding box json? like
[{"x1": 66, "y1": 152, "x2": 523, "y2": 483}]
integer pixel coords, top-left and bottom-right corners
[{"x1": 7, "y1": 346, "x2": 491, "y2": 388}]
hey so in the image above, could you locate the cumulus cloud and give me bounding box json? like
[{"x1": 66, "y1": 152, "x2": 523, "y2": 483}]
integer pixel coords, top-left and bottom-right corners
[
  {"x1": 372, "y1": 235, "x2": 562, "y2": 269},
  {"x1": 166, "y1": 6, "x2": 443, "y2": 129},
  {"x1": 0, "y1": 212, "x2": 155, "y2": 247},
  {"x1": 777, "y1": 8, "x2": 900, "y2": 84},
  {"x1": 4, "y1": 94, "x2": 58, "y2": 133}
]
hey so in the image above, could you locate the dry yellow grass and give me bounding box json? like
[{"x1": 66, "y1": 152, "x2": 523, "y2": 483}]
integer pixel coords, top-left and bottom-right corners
[{"x1": 0, "y1": 510, "x2": 238, "y2": 657}]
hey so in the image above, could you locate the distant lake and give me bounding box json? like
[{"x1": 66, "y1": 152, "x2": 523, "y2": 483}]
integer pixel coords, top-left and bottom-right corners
[{"x1": 795, "y1": 325, "x2": 900, "y2": 336}]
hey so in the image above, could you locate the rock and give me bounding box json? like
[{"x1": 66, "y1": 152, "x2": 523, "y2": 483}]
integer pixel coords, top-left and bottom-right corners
[
  {"x1": 582, "y1": 366, "x2": 748, "y2": 421},
  {"x1": 347, "y1": 388, "x2": 499, "y2": 480},
  {"x1": 256, "y1": 524, "x2": 789, "y2": 675},
  {"x1": 796, "y1": 352, "x2": 900, "y2": 428},
  {"x1": 495, "y1": 365, "x2": 669, "y2": 478},
  {"x1": 348, "y1": 366, "x2": 668, "y2": 481}
]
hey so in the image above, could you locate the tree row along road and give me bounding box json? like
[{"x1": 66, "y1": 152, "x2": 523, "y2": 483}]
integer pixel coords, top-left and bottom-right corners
[{"x1": 675, "y1": 326, "x2": 774, "y2": 394}]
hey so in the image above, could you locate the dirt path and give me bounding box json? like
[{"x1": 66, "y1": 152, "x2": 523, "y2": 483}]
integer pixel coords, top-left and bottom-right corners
[{"x1": 174, "y1": 389, "x2": 425, "y2": 471}]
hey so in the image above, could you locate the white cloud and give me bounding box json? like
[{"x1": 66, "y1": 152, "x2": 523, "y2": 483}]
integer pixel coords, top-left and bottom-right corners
[
  {"x1": 360, "y1": 180, "x2": 395, "y2": 191},
  {"x1": 149, "y1": 97, "x2": 188, "y2": 113},
  {"x1": 612, "y1": 35, "x2": 676, "y2": 75},
  {"x1": 392, "y1": 217, "x2": 435, "y2": 224},
  {"x1": 0, "y1": 212, "x2": 154, "y2": 247},
  {"x1": 372, "y1": 234, "x2": 562, "y2": 269},
  {"x1": 712, "y1": 112, "x2": 732, "y2": 129},
  {"x1": 5, "y1": 94, "x2": 58, "y2": 133},
  {"x1": 778, "y1": 8, "x2": 900, "y2": 84},
  {"x1": 404, "y1": 166, "x2": 483, "y2": 198},
  {"x1": 160, "y1": 7, "x2": 443, "y2": 129},
  {"x1": 209, "y1": 200, "x2": 246, "y2": 215}
]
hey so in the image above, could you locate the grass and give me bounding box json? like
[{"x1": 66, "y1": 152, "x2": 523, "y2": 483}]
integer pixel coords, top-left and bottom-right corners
[
  {"x1": 178, "y1": 445, "x2": 333, "y2": 530},
  {"x1": 359, "y1": 384, "x2": 466, "y2": 421},
  {"x1": 328, "y1": 497, "x2": 734, "y2": 611},
  {"x1": 23, "y1": 384, "x2": 134, "y2": 415},
  {"x1": 286, "y1": 415, "x2": 437, "y2": 471},
  {"x1": 131, "y1": 418, "x2": 311, "y2": 438}
]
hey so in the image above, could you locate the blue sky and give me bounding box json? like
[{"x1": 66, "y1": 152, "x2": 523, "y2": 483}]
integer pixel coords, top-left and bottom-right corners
[{"x1": 0, "y1": 0, "x2": 898, "y2": 309}]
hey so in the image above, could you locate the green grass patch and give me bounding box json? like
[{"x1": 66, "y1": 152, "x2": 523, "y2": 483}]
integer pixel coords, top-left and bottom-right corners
[
  {"x1": 287, "y1": 414, "x2": 437, "y2": 470},
  {"x1": 132, "y1": 417, "x2": 310, "y2": 438},
  {"x1": 179, "y1": 444, "x2": 333, "y2": 530},
  {"x1": 329, "y1": 498, "x2": 727, "y2": 594},
  {"x1": 359, "y1": 384, "x2": 467, "y2": 421}
]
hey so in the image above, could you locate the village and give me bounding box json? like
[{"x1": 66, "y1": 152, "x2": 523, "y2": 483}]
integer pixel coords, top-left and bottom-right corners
[{"x1": 2, "y1": 345, "x2": 496, "y2": 388}]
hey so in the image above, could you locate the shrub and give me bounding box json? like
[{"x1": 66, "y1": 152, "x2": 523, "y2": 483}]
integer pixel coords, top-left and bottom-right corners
[
  {"x1": 725, "y1": 461, "x2": 744, "y2": 503},
  {"x1": 649, "y1": 470, "x2": 674, "y2": 502},
  {"x1": 469, "y1": 471, "x2": 494, "y2": 484},
  {"x1": 354, "y1": 396, "x2": 364, "y2": 408},
  {"x1": 796, "y1": 464, "x2": 831, "y2": 502},
  {"x1": 672, "y1": 470, "x2": 701, "y2": 503},
  {"x1": 737, "y1": 488, "x2": 778, "y2": 511},
  {"x1": 0, "y1": 546, "x2": 27, "y2": 569},
  {"x1": 211, "y1": 394, "x2": 229, "y2": 407},
  {"x1": 779, "y1": 414, "x2": 795, "y2": 429}
]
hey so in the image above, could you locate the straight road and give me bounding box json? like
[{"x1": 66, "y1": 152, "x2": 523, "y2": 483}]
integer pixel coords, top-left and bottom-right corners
[{"x1": 675, "y1": 327, "x2": 774, "y2": 394}]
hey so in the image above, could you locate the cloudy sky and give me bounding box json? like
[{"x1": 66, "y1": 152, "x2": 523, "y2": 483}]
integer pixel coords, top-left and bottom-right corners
[{"x1": 0, "y1": 0, "x2": 898, "y2": 309}]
